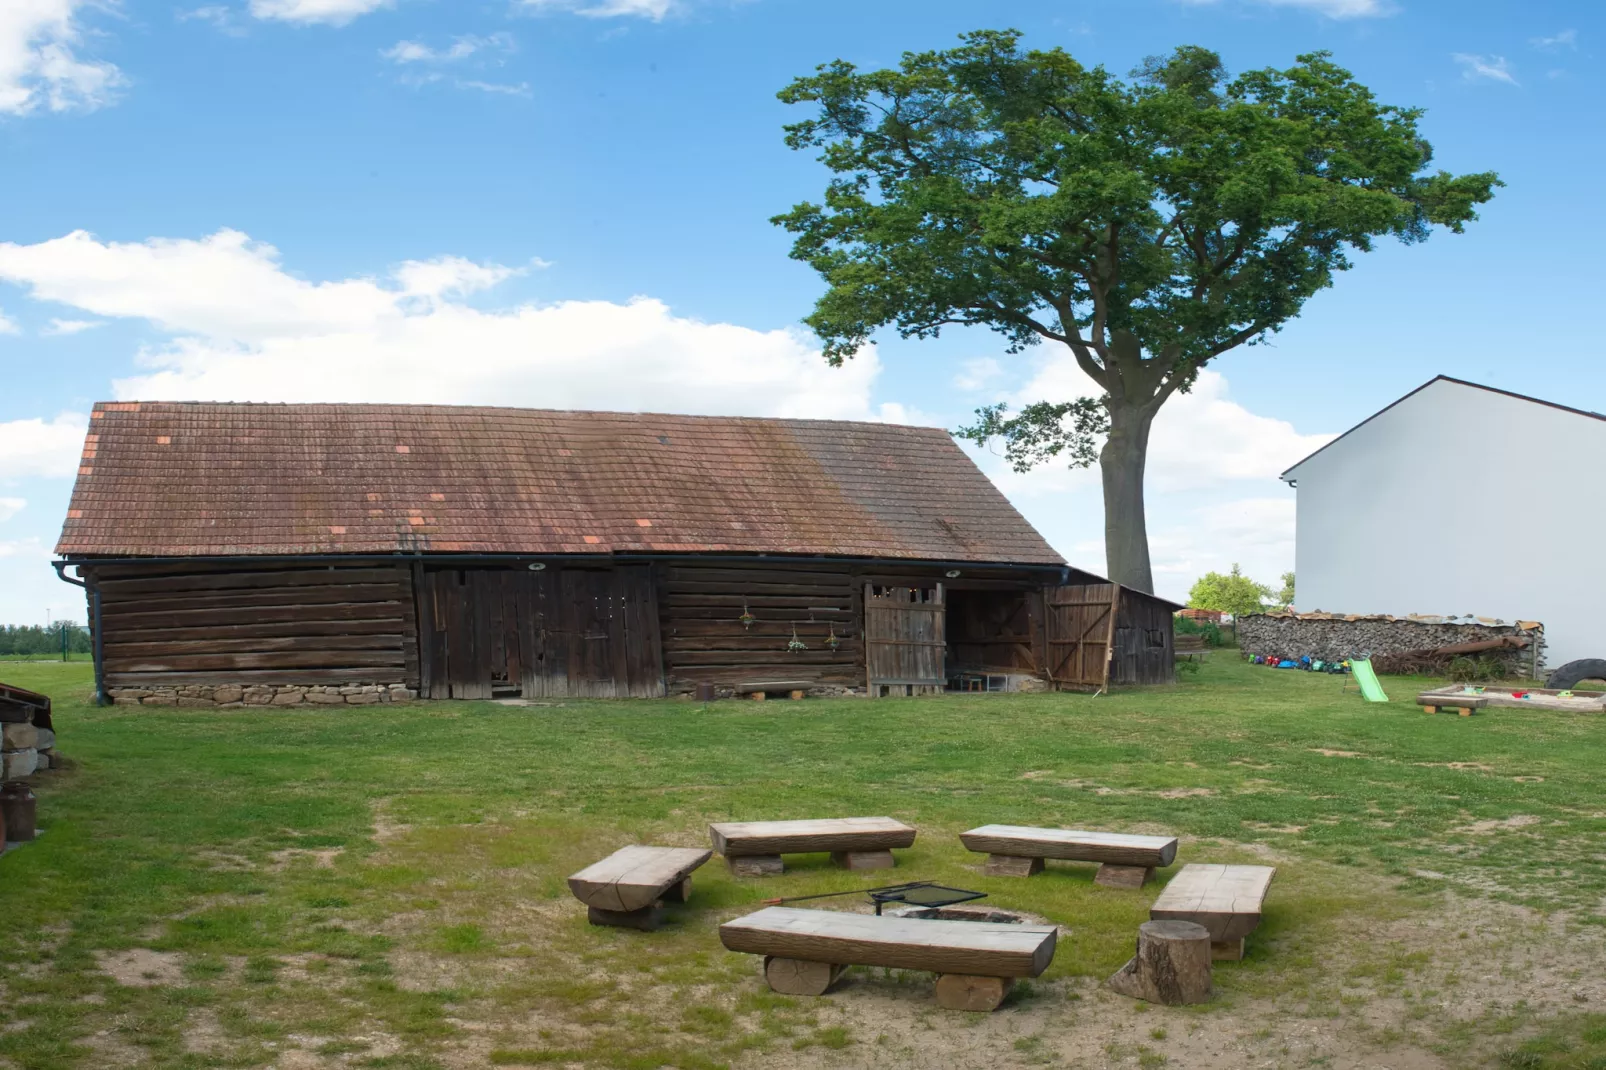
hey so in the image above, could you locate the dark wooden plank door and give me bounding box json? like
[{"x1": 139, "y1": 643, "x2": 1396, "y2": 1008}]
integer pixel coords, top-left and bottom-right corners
[
  {"x1": 864, "y1": 583, "x2": 945, "y2": 697},
  {"x1": 422, "y1": 566, "x2": 664, "y2": 699},
  {"x1": 1043, "y1": 583, "x2": 1121, "y2": 689}
]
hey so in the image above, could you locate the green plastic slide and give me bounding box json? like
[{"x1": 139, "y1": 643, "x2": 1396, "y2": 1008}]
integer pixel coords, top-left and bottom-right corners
[{"x1": 1350, "y1": 657, "x2": 1389, "y2": 702}]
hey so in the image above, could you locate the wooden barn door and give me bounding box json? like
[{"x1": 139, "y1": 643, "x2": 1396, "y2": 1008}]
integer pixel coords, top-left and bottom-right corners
[
  {"x1": 1042, "y1": 582, "x2": 1121, "y2": 690},
  {"x1": 864, "y1": 583, "x2": 945, "y2": 697},
  {"x1": 418, "y1": 566, "x2": 663, "y2": 699}
]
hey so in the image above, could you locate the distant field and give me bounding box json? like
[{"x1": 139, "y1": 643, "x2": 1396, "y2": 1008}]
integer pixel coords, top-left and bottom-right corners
[{"x1": 0, "y1": 657, "x2": 1601, "y2": 1070}]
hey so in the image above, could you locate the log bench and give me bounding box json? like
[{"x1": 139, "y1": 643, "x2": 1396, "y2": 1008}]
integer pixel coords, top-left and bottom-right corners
[
  {"x1": 567, "y1": 845, "x2": 712, "y2": 930},
  {"x1": 719, "y1": 906, "x2": 1057, "y2": 1011},
  {"x1": 709, "y1": 817, "x2": 917, "y2": 876},
  {"x1": 1417, "y1": 693, "x2": 1490, "y2": 716},
  {"x1": 1149, "y1": 863, "x2": 1275, "y2": 960},
  {"x1": 959, "y1": 824, "x2": 1179, "y2": 888}
]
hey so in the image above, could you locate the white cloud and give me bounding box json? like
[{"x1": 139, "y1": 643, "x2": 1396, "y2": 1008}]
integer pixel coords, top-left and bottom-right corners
[
  {"x1": 0, "y1": 412, "x2": 90, "y2": 479},
  {"x1": 0, "y1": 229, "x2": 884, "y2": 421},
  {"x1": 0, "y1": 0, "x2": 125, "y2": 115},
  {"x1": 1530, "y1": 29, "x2": 1576, "y2": 51},
  {"x1": 1453, "y1": 53, "x2": 1519, "y2": 85},
  {"x1": 178, "y1": 6, "x2": 246, "y2": 34},
  {"x1": 455, "y1": 79, "x2": 532, "y2": 97},
  {"x1": 518, "y1": 0, "x2": 675, "y2": 20},
  {"x1": 0, "y1": 310, "x2": 19, "y2": 334},
  {"x1": 249, "y1": 0, "x2": 390, "y2": 26},
  {"x1": 0, "y1": 498, "x2": 24, "y2": 523},
  {"x1": 41, "y1": 317, "x2": 103, "y2": 335},
  {"x1": 1179, "y1": 0, "x2": 1391, "y2": 18},
  {"x1": 953, "y1": 357, "x2": 1003, "y2": 392},
  {"x1": 383, "y1": 33, "x2": 513, "y2": 64},
  {"x1": 980, "y1": 354, "x2": 1333, "y2": 495}
]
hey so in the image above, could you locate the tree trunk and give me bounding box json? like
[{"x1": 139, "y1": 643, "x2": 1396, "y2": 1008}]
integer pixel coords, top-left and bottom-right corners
[{"x1": 1100, "y1": 401, "x2": 1155, "y2": 593}]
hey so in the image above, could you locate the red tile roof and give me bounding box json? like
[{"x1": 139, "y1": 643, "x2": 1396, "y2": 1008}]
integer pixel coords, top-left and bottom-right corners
[{"x1": 57, "y1": 402, "x2": 1065, "y2": 564}]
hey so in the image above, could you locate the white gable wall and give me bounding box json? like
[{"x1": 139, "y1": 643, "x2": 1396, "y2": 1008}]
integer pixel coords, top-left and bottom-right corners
[{"x1": 1285, "y1": 378, "x2": 1606, "y2": 670}]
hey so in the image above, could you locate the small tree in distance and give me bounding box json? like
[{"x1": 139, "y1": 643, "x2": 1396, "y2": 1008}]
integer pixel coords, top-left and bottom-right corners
[
  {"x1": 1189, "y1": 565, "x2": 1272, "y2": 619},
  {"x1": 774, "y1": 31, "x2": 1499, "y2": 593},
  {"x1": 1276, "y1": 571, "x2": 1296, "y2": 609}
]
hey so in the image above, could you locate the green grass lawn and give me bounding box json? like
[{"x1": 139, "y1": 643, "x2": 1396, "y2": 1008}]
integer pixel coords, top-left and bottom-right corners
[{"x1": 0, "y1": 657, "x2": 1602, "y2": 1070}]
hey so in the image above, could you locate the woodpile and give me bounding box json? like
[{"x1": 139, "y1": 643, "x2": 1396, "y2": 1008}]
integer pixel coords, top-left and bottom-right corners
[
  {"x1": 0, "y1": 683, "x2": 55, "y2": 845},
  {"x1": 109, "y1": 683, "x2": 417, "y2": 707},
  {"x1": 1239, "y1": 613, "x2": 1544, "y2": 675}
]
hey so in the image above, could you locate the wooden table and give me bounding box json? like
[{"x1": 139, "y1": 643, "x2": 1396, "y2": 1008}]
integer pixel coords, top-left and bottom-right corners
[
  {"x1": 708, "y1": 817, "x2": 917, "y2": 876},
  {"x1": 719, "y1": 905, "x2": 1057, "y2": 1010},
  {"x1": 960, "y1": 824, "x2": 1179, "y2": 887},
  {"x1": 567, "y1": 845, "x2": 712, "y2": 930},
  {"x1": 1149, "y1": 863, "x2": 1275, "y2": 960}
]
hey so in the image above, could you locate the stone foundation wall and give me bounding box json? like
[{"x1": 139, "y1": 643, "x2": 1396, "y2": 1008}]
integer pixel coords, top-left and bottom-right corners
[{"x1": 109, "y1": 684, "x2": 418, "y2": 708}]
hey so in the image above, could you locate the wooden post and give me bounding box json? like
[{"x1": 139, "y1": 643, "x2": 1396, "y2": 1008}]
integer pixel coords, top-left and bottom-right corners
[
  {"x1": 750, "y1": 691, "x2": 766, "y2": 701},
  {"x1": 1106, "y1": 920, "x2": 1213, "y2": 1005},
  {"x1": 831, "y1": 849, "x2": 894, "y2": 871},
  {"x1": 728, "y1": 855, "x2": 784, "y2": 877},
  {"x1": 789, "y1": 690, "x2": 805, "y2": 701},
  {"x1": 1094, "y1": 864, "x2": 1154, "y2": 889},
  {"x1": 985, "y1": 854, "x2": 1044, "y2": 878},
  {"x1": 934, "y1": 973, "x2": 1012, "y2": 1011},
  {"x1": 587, "y1": 904, "x2": 663, "y2": 931},
  {"x1": 764, "y1": 957, "x2": 844, "y2": 996}
]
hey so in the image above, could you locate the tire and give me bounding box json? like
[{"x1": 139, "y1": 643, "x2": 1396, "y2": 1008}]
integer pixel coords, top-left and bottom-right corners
[{"x1": 1545, "y1": 659, "x2": 1606, "y2": 690}]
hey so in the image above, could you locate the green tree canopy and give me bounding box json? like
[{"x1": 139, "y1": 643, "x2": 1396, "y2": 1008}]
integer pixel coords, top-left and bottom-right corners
[
  {"x1": 775, "y1": 31, "x2": 1498, "y2": 592},
  {"x1": 1276, "y1": 571, "x2": 1296, "y2": 608},
  {"x1": 1188, "y1": 565, "x2": 1272, "y2": 618}
]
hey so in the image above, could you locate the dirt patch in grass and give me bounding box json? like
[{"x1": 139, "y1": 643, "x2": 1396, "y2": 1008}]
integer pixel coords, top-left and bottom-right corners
[{"x1": 93, "y1": 948, "x2": 185, "y2": 987}]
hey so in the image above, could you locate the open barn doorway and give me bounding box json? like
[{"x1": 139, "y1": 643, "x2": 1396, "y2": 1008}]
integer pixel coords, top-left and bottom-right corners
[{"x1": 943, "y1": 587, "x2": 1043, "y2": 692}]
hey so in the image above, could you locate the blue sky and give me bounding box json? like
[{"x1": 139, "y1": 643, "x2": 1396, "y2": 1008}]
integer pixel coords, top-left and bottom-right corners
[{"x1": 0, "y1": 0, "x2": 1600, "y2": 623}]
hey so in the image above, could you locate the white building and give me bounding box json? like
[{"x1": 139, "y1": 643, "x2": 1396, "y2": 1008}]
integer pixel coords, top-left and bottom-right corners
[{"x1": 1281, "y1": 376, "x2": 1605, "y2": 671}]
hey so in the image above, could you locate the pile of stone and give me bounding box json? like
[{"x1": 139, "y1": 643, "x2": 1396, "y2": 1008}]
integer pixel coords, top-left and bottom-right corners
[
  {"x1": 1239, "y1": 612, "x2": 1544, "y2": 675},
  {"x1": 108, "y1": 683, "x2": 418, "y2": 707},
  {"x1": 1, "y1": 682, "x2": 57, "y2": 781}
]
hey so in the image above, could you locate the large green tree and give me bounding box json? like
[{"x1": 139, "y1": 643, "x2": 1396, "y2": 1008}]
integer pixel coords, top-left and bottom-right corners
[{"x1": 774, "y1": 31, "x2": 1498, "y2": 592}]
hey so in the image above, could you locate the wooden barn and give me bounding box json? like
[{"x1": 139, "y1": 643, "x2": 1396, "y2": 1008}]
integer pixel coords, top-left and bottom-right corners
[{"x1": 55, "y1": 402, "x2": 1179, "y2": 705}]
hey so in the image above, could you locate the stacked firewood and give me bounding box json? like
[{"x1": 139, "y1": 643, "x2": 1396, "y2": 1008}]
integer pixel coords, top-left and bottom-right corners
[
  {"x1": 0, "y1": 683, "x2": 55, "y2": 781},
  {"x1": 1239, "y1": 613, "x2": 1543, "y2": 676}
]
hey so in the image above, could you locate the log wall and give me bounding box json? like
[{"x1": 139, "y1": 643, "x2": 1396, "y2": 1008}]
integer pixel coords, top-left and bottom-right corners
[{"x1": 86, "y1": 561, "x2": 417, "y2": 690}]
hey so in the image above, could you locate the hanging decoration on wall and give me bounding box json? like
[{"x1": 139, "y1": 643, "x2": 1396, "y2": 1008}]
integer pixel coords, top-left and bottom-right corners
[
  {"x1": 824, "y1": 623, "x2": 841, "y2": 651},
  {"x1": 787, "y1": 623, "x2": 807, "y2": 652},
  {"x1": 739, "y1": 601, "x2": 756, "y2": 630}
]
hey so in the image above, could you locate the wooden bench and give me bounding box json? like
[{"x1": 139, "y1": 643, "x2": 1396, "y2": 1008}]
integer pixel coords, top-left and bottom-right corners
[
  {"x1": 1150, "y1": 863, "x2": 1275, "y2": 960},
  {"x1": 1417, "y1": 690, "x2": 1490, "y2": 716},
  {"x1": 719, "y1": 906, "x2": 1057, "y2": 1011},
  {"x1": 709, "y1": 817, "x2": 917, "y2": 876},
  {"x1": 567, "y1": 845, "x2": 712, "y2": 930},
  {"x1": 960, "y1": 825, "x2": 1179, "y2": 888}
]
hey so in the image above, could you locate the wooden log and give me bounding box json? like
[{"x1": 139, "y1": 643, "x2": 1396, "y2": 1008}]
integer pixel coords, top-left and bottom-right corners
[
  {"x1": 789, "y1": 690, "x2": 805, "y2": 701},
  {"x1": 1107, "y1": 920, "x2": 1213, "y2": 1005},
  {"x1": 661, "y1": 877, "x2": 692, "y2": 904},
  {"x1": 750, "y1": 692, "x2": 766, "y2": 701},
  {"x1": 831, "y1": 849, "x2": 894, "y2": 871},
  {"x1": 764, "y1": 956, "x2": 844, "y2": 996},
  {"x1": 567, "y1": 846, "x2": 712, "y2": 912},
  {"x1": 1150, "y1": 864, "x2": 1274, "y2": 948},
  {"x1": 1094, "y1": 864, "x2": 1154, "y2": 890},
  {"x1": 710, "y1": 817, "x2": 918, "y2": 857},
  {"x1": 719, "y1": 907, "x2": 1057, "y2": 978},
  {"x1": 587, "y1": 904, "x2": 663, "y2": 931},
  {"x1": 934, "y1": 974, "x2": 1013, "y2": 1012},
  {"x1": 985, "y1": 854, "x2": 1044, "y2": 878},
  {"x1": 960, "y1": 825, "x2": 1178, "y2": 868},
  {"x1": 728, "y1": 854, "x2": 785, "y2": 877},
  {"x1": 1212, "y1": 938, "x2": 1246, "y2": 961}
]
